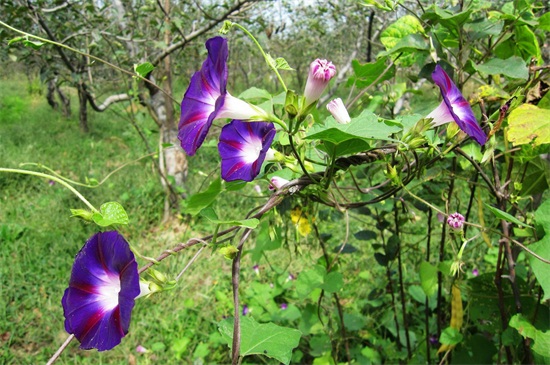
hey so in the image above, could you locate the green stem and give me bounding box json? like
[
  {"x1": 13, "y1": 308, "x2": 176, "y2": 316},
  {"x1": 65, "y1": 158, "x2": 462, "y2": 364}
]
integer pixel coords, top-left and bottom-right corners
[
  {"x1": 0, "y1": 168, "x2": 98, "y2": 212},
  {"x1": 232, "y1": 23, "x2": 288, "y2": 92}
]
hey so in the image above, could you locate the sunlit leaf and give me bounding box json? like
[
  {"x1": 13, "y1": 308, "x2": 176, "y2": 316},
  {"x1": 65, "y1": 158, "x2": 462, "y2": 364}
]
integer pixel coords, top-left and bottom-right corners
[
  {"x1": 484, "y1": 204, "x2": 532, "y2": 228},
  {"x1": 134, "y1": 62, "x2": 155, "y2": 78},
  {"x1": 509, "y1": 314, "x2": 550, "y2": 357},
  {"x1": 419, "y1": 261, "x2": 438, "y2": 296},
  {"x1": 380, "y1": 15, "x2": 425, "y2": 50},
  {"x1": 507, "y1": 104, "x2": 550, "y2": 146},
  {"x1": 275, "y1": 57, "x2": 294, "y2": 70},
  {"x1": 92, "y1": 201, "x2": 129, "y2": 227},
  {"x1": 218, "y1": 316, "x2": 301, "y2": 365}
]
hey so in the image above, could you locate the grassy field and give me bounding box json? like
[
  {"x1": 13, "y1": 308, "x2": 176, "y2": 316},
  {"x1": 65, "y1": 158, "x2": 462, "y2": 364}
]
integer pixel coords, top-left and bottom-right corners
[
  {"x1": 0, "y1": 74, "x2": 359, "y2": 364},
  {"x1": 0, "y1": 74, "x2": 233, "y2": 364}
]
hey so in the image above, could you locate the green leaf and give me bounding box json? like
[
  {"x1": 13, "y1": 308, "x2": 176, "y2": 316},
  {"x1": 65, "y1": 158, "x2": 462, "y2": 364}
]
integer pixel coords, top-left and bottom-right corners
[
  {"x1": 134, "y1": 62, "x2": 155, "y2": 78},
  {"x1": 354, "y1": 230, "x2": 377, "y2": 241},
  {"x1": 70, "y1": 209, "x2": 94, "y2": 221},
  {"x1": 306, "y1": 110, "x2": 402, "y2": 144},
  {"x1": 419, "y1": 261, "x2": 438, "y2": 296},
  {"x1": 275, "y1": 57, "x2": 294, "y2": 71},
  {"x1": 200, "y1": 207, "x2": 259, "y2": 228},
  {"x1": 379, "y1": 34, "x2": 428, "y2": 56},
  {"x1": 319, "y1": 139, "x2": 371, "y2": 158},
  {"x1": 529, "y1": 235, "x2": 550, "y2": 301},
  {"x1": 380, "y1": 15, "x2": 425, "y2": 50},
  {"x1": 484, "y1": 204, "x2": 532, "y2": 228},
  {"x1": 92, "y1": 202, "x2": 129, "y2": 227},
  {"x1": 247, "y1": 221, "x2": 282, "y2": 262},
  {"x1": 183, "y1": 178, "x2": 223, "y2": 216},
  {"x1": 515, "y1": 25, "x2": 541, "y2": 62},
  {"x1": 321, "y1": 271, "x2": 343, "y2": 293},
  {"x1": 360, "y1": 0, "x2": 394, "y2": 11},
  {"x1": 535, "y1": 198, "x2": 550, "y2": 232},
  {"x1": 8, "y1": 36, "x2": 45, "y2": 49},
  {"x1": 265, "y1": 53, "x2": 276, "y2": 68},
  {"x1": 539, "y1": 12, "x2": 550, "y2": 31},
  {"x1": 295, "y1": 266, "x2": 325, "y2": 299},
  {"x1": 464, "y1": 18, "x2": 504, "y2": 39},
  {"x1": 423, "y1": 7, "x2": 472, "y2": 30},
  {"x1": 348, "y1": 57, "x2": 396, "y2": 88},
  {"x1": 475, "y1": 56, "x2": 528, "y2": 80},
  {"x1": 238, "y1": 87, "x2": 272, "y2": 101},
  {"x1": 439, "y1": 327, "x2": 463, "y2": 346},
  {"x1": 7, "y1": 36, "x2": 25, "y2": 45},
  {"x1": 510, "y1": 314, "x2": 550, "y2": 357},
  {"x1": 218, "y1": 316, "x2": 301, "y2": 365},
  {"x1": 343, "y1": 313, "x2": 367, "y2": 331},
  {"x1": 507, "y1": 104, "x2": 550, "y2": 146}
]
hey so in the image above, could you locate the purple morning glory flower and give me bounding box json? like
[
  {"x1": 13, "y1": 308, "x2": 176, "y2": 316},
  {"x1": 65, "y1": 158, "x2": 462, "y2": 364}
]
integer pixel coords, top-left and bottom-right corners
[
  {"x1": 178, "y1": 36, "x2": 269, "y2": 156},
  {"x1": 280, "y1": 303, "x2": 288, "y2": 310},
  {"x1": 218, "y1": 120, "x2": 276, "y2": 182},
  {"x1": 426, "y1": 65, "x2": 487, "y2": 146},
  {"x1": 472, "y1": 268, "x2": 479, "y2": 277},
  {"x1": 62, "y1": 231, "x2": 140, "y2": 351},
  {"x1": 242, "y1": 305, "x2": 249, "y2": 316}
]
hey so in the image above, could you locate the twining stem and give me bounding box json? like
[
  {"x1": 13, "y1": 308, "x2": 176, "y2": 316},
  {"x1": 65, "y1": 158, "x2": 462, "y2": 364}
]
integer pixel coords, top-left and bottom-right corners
[
  {"x1": 20, "y1": 153, "x2": 158, "y2": 188},
  {"x1": 374, "y1": 207, "x2": 401, "y2": 350},
  {"x1": 0, "y1": 168, "x2": 98, "y2": 212},
  {"x1": 231, "y1": 228, "x2": 254, "y2": 365},
  {"x1": 231, "y1": 23, "x2": 288, "y2": 92},
  {"x1": 395, "y1": 203, "x2": 412, "y2": 359},
  {"x1": 437, "y1": 158, "x2": 455, "y2": 342},
  {"x1": 314, "y1": 223, "x2": 351, "y2": 364},
  {"x1": 46, "y1": 334, "x2": 75, "y2": 365},
  {"x1": 425, "y1": 209, "x2": 433, "y2": 364}
]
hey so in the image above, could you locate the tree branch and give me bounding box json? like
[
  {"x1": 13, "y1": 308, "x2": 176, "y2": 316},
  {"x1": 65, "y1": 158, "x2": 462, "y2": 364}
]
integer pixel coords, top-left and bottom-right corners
[{"x1": 150, "y1": 0, "x2": 259, "y2": 67}]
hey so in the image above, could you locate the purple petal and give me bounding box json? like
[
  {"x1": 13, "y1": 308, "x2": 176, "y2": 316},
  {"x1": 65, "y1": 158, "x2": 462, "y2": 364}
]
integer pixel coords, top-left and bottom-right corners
[
  {"x1": 431, "y1": 65, "x2": 487, "y2": 146},
  {"x1": 178, "y1": 37, "x2": 228, "y2": 155},
  {"x1": 62, "y1": 231, "x2": 140, "y2": 351},
  {"x1": 218, "y1": 120, "x2": 276, "y2": 182}
]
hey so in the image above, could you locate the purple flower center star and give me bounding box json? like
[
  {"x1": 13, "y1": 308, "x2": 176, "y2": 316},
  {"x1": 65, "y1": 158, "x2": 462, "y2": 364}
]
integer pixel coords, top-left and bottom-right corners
[
  {"x1": 426, "y1": 65, "x2": 487, "y2": 146},
  {"x1": 62, "y1": 231, "x2": 140, "y2": 351},
  {"x1": 218, "y1": 120, "x2": 276, "y2": 182},
  {"x1": 178, "y1": 36, "x2": 269, "y2": 156}
]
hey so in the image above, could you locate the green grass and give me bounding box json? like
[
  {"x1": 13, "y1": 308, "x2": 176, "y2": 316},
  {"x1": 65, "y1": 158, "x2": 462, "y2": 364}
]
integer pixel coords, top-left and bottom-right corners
[
  {"x1": 0, "y1": 75, "x2": 351, "y2": 364},
  {"x1": 0, "y1": 75, "x2": 228, "y2": 364}
]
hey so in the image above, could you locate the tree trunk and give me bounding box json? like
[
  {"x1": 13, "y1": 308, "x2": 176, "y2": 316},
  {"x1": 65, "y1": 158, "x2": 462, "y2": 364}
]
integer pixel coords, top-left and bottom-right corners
[
  {"x1": 78, "y1": 81, "x2": 89, "y2": 133},
  {"x1": 159, "y1": 0, "x2": 187, "y2": 218}
]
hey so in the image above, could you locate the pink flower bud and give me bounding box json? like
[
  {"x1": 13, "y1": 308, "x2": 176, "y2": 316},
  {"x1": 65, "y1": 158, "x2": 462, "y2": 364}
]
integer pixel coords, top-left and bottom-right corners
[
  {"x1": 136, "y1": 345, "x2": 148, "y2": 354},
  {"x1": 269, "y1": 176, "x2": 290, "y2": 190},
  {"x1": 447, "y1": 212, "x2": 465, "y2": 230},
  {"x1": 304, "y1": 59, "x2": 336, "y2": 106},
  {"x1": 326, "y1": 98, "x2": 351, "y2": 124}
]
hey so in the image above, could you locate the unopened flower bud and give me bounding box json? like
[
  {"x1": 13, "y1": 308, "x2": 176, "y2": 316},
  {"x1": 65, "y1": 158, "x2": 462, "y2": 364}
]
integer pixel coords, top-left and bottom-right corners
[
  {"x1": 269, "y1": 176, "x2": 290, "y2": 190},
  {"x1": 304, "y1": 59, "x2": 336, "y2": 107},
  {"x1": 326, "y1": 98, "x2": 351, "y2": 124},
  {"x1": 447, "y1": 212, "x2": 465, "y2": 231}
]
